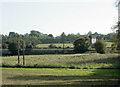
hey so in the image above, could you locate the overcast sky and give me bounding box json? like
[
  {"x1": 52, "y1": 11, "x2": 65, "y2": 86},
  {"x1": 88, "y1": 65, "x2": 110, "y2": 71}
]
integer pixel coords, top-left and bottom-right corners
[{"x1": 0, "y1": 0, "x2": 118, "y2": 36}]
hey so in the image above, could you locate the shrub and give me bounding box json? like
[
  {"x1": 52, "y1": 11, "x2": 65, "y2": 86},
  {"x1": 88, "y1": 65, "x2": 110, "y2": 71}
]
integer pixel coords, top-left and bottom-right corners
[
  {"x1": 2, "y1": 42, "x2": 8, "y2": 49},
  {"x1": 73, "y1": 37, "x2": 90, "y2": 53},
  {"x1": 94, "y1": 40, "x2": 107, "y2": 54},
  {"x1": 8, "y1": 42, "x2": 18, "y2": 55},
  {"x1": 49, "y1": 44, "x2": 56, "y2": 48},
  {"x1": 111, "y1": 43, "x2": 116, "y2": 53},
  {"x1": 15, "y1": 64, "x2": 23, "y2": 68}
]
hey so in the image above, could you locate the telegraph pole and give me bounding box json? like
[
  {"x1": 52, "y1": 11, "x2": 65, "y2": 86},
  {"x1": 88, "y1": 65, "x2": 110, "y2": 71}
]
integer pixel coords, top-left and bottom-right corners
[
  {"x1": 61, "y1": 32, "x2": 65, "y2": 53},
  {"x1": 63, "y1": 39, "x2": 65, "y2": 53},
  {"x1": 22, "y1": 35, "x2": 25, "y2": 65},
  {"x1": 17, "y1": 35, "x2": 20, "y2": 64}
]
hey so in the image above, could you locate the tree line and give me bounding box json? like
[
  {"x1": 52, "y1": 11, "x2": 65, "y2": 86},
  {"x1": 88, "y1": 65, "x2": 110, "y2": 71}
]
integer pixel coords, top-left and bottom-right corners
[{"x1": 1, "y1": 30, "x2": 116, "y2": 49}]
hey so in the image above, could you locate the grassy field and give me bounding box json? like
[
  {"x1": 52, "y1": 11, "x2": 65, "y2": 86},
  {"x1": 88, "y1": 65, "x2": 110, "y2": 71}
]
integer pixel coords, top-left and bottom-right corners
[
  {"x1": 2, "y1": 68, "x2": 120, "y2": 86},
  {"x1": 35, "y1": 42, "x2": 113, "y2": 48},
  {"x1": 2, "y1": 53, "x2": 120, "y2": 86},
  {"x1": 36, "y1": 43, "x2": 73, "y2": 48},
  {"x1": 2, "y1": 54, "x2": 120, "y2": 69},
  {"x1": 105, "y1": 42, "x2": 113, "y2": 47}
]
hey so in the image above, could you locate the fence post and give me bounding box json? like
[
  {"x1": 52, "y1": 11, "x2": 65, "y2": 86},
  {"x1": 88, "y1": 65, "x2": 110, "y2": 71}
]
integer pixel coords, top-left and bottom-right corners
[
  {"x1": 17, "y1": 35, "x2": 20, "y2": 64},
  {"x1": 22, "y1": 35, "x2": 25, "y2": 65}
]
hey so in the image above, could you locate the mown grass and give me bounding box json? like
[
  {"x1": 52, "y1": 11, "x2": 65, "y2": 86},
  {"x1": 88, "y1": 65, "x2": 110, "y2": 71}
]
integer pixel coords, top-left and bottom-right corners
[
  {"x1": 2, "y1": 54, "x2": 120, "y2": 69},
  {"x1": 35, "y1": 42, "x2": 112, "y2": 48},
  {"x1": 2, "y1": 68, "x2": 120, "y2": 85},
  {"x1": 105, "y1": 42, "x2": 113, "y2": 47},
  {"x1": 36, "y1": 43, "x2": 73, "y2": 48}
]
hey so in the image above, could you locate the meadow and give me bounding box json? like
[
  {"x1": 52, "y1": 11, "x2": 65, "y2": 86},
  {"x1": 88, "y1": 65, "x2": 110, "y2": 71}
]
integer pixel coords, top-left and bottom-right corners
[
  {"x1": 105, "y1": 41, "x2": 113, "y2": 47},
  {"x1": 2, "y1": 54, "x2": 119, "y2": 69},
  {"x1": 2, "y1": 53, "x2": 120, "y2": 86},
  {"x1": 35, "y1": 43, "x2": 73, "y2": 48},
  {"x1": 35, "y1": 42, "x2": 113, "y2": 48}
]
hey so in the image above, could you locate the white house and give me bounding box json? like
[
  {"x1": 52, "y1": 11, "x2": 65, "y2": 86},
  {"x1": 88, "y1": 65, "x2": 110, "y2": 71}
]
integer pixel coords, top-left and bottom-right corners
[
  {"x1": 89, "y1": 36, "x2": 97, "y2": 44},
  {"x1": 91, "y1": 37, "x2": 96, "y2": 44}
]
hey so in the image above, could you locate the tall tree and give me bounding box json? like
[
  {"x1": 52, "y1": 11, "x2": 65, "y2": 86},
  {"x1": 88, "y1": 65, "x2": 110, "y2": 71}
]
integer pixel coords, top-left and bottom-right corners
[
  {"x1": 30, "y1": 30, "x2": 42, "y2": 37},
  {"x1": 117, "y1": 22, "x2": 120, "y2": 50},
  {"x1": 87, "y1": 31, "x2": 92, "y2": 36},
  {"x1": 73, "y1": 37, "x2": 90, "y2": 53},
  {"x1": 61, "y1": 32, "x2": 66, "y2": 50},
  {"x1": 8, "y1": 42, "x2": 18, "y2": 55},
  {"x1": 9, "y1": 32, "x2": 18, "y2": 38}
]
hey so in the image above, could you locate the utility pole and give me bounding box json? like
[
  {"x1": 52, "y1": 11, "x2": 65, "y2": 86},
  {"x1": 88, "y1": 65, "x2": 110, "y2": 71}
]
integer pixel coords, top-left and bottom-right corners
[
  {"x1": 17, "y1": 35, "x2": 20, "y2": 64},
  {"x1": 63, "y1": 39, "x2": 65, "y2": 52},
  {"x1": 61, "y1": 32, "x2": 66, "y2": 53},
  {"x1": 22, "y1": 35, "x2": 25, "y2": 65}
]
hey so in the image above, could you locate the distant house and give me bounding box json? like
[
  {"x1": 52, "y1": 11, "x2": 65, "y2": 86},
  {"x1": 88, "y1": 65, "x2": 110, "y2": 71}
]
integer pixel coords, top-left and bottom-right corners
[{"x1": 89, "y1": 35, "x2": 96, "y2": 44}]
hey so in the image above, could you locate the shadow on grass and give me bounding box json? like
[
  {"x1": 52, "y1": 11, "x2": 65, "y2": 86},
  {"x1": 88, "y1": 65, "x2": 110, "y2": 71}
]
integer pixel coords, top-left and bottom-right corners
[
  {"x1": 2, "y1": 55, "x2": 120, "y2": 86},
  {"x1": 6, "y1": 70, "x2": 120, "y2": 86},
  {"x1": 7, "y1": 75, "x2": 118, "y2": 80},
  {"x1": 67, "y1": 55, "x2": 120, "y2": 69}
]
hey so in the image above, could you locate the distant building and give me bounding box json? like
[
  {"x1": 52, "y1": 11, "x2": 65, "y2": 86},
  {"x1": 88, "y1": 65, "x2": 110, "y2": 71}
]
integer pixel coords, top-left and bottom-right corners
[{"x1": 89, "y1": 35, "x2": 96, "y2": 44}]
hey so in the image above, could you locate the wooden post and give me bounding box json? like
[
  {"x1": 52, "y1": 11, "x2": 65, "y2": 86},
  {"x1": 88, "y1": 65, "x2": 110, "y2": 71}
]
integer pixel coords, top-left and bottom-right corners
[
  {"x1": 17, "y1": 35, "x2": 20, "y2": 64},
  {"x1": 63, "y1": 41, "x2": 64, "y2": 53},
  {"x1": 22, "y1": 35, "x2": 25, "y2": 65}
]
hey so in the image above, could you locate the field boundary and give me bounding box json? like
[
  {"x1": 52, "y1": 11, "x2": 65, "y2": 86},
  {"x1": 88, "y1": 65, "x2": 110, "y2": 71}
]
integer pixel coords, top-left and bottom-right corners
[{"x1": 1, "y1": 64, "x2": 119, "y2": 69}]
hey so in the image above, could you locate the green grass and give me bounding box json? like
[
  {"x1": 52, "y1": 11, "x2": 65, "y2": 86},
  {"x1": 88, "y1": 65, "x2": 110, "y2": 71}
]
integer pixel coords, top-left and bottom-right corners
[
  {"x1": 105, "y1": 42, "x2": 113, "y2": 47},
  {"x1": 2, "y1": 54, "x2": 119, "y2": 69},
  {"x1": 2, "y1": 53, "x2": 120, "y2": 85},
  {"x1": 2, "y1": 68, "x2": 120, "y2": 85},
  {"x1": 36, "y1": 42, "x2": 113, "y2": 48},
  {"x1": 36, "y1": 43, "x2": 73, "y2": 48}
]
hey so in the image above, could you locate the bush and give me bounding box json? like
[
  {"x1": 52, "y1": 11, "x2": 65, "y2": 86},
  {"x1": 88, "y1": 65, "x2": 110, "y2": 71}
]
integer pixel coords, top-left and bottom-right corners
[
  {"x1": 8, "y1": 42, "x2": 18, "y2": 55},
  {"x1": 2, "y1": 42, "x2": 8, "y2": 49},
  {"x1": 49, "y1": 44, "x2": 56, "y2": 48},
  {"x1": 111, "y1": 43, "x2": 116, "y2": 53},
  {"x1": 94, "y1": 40, "x2": 107, "y2": 54},
  {"x1": 73, "y1": 37, "x2": 90, "y2": 53}
]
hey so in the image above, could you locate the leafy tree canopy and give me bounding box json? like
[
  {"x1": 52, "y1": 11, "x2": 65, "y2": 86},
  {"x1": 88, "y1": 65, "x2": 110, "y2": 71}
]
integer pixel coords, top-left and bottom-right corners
[{"x1": 73, "y1": 37, "x2": 90, "y2": 53}]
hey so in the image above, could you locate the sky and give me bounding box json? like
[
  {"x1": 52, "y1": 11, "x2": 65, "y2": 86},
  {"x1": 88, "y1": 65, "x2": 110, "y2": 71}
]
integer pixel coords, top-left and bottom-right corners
[{"x1": 0, "y1": 0, "x2": 118, "y2": 36}]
